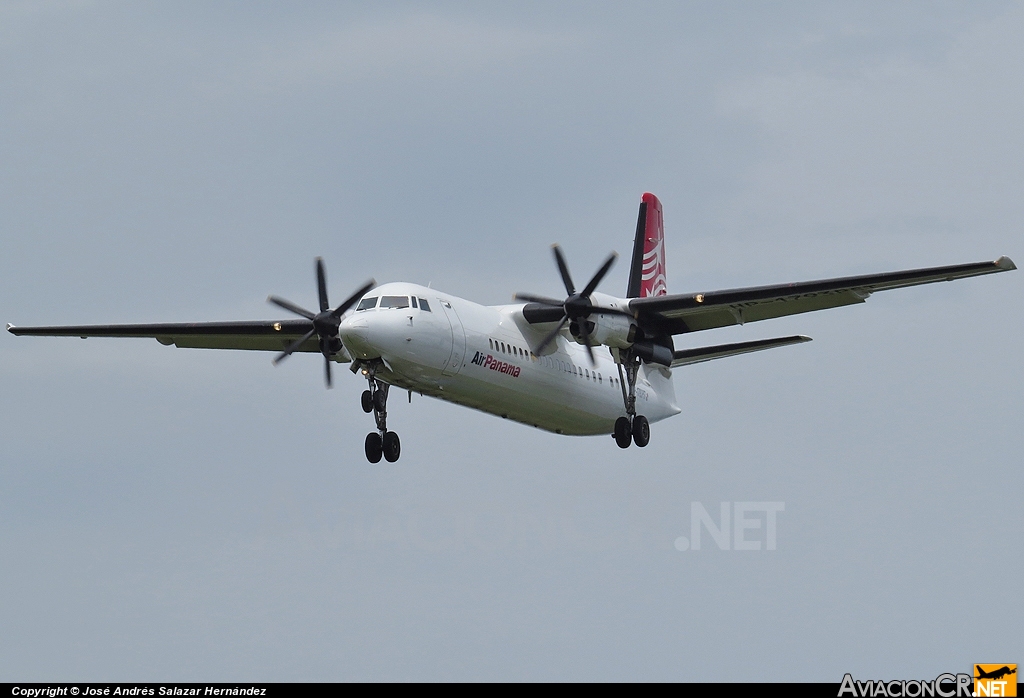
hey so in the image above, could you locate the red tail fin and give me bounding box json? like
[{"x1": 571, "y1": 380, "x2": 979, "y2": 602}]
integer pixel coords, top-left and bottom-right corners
[{"x1": 626, "y1": 192, "x2": 667, "y2": 297}]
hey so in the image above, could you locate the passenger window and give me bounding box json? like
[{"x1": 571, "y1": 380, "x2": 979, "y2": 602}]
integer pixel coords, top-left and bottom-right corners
[
  {"x1": 419, "y1": 298, "x2": 431, "y2": 312},
  {"x1": 356, "y1": 297, "x2": 378, "y2": 311},
  {"x1": 489, "y1": 339, "x2": 493, "y2": 350},
  {"x1": 380, "y1": 295, "x2": 410, "y2": 309},
  {"x1": 585, "y1": 369, "x2": 589, "y2": 379}
]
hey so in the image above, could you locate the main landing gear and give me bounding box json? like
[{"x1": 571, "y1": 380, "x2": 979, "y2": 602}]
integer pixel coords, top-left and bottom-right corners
[
  {"x1": 361, "y1": 370, "x2": 400, "y2": 463},
  {"x1": 613, "y1": 352, "x2": 650, "y2": 449}
]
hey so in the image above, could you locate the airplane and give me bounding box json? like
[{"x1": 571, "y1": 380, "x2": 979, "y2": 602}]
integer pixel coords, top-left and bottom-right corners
[
  {"x1": 7, "y1": 193, "x2": 1016, "y2": 463},
  {"x1": 975, "y1": 666, "x2": 1016, "y2": 681}
]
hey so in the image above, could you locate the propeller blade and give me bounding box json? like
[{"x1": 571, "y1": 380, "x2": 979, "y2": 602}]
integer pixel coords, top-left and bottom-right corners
[
  {"x1": 513, "y1": 292, "x2": 565, "y2": 306},
  {"x1": 552, "y1": 245, "x2": 576, "y2": 296},
  {"x1": 577, "y1": 319, "x2": 596, "y2": 366},
  {"x1": 273, "y1": 328, "x2": 317, "y2": 364},
  {"x1": 267, "y1": 296, "x2": 315, "y2": 320},
  {"x1": 323, "y1": 355, "x2": 332, "y2": 388},
  {"x1": 581, "y1": 251, "x2": 618, "y2": 298},
  {"x1": 330, "y1": 279, "x2": 376, "y2": 319},
  {"x1": 316, "y1": 257, "x2": 329, "y2": 312},
  {"x1": 535, "y1": 315, "x2": 569, "y2": 355}
]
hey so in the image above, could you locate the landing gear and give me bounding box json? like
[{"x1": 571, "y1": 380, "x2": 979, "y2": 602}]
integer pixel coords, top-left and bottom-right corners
[
  {"x1": 372, "y1": 388, "x2": 387, "y2": 413},
  {"x1": 382, "y1": 431, "x2": 401, "y2": 462},
  {"x1": 613, "y1": 350, "x2": 651, "y2": 449},
  {"x1": 364, "y1": 432, "x2": 383, "y2": 463},
  {"x1": 614, "y1": 417, "x2": 632, "y2": 449},
  {"x1": 361, "y1": 367, "x2": 401, "y2": 462},
  {"x1": 631, "y1": 415, "x2": 650, "y2": 448}
]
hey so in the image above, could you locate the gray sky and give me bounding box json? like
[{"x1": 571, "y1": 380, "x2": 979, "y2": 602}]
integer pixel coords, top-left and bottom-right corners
[{"x1": 1, "y1": 1, "x2": 1021, "y2": 681}]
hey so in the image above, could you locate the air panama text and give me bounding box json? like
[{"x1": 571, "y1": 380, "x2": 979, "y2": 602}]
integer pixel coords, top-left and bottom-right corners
[{"x1": 470, "y1": 352, "x2": 521, "y2": 378}]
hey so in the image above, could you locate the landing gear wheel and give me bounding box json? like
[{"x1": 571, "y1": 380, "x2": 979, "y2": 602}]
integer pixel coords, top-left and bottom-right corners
[
  {"x1": 382, "y1": 431, "x2": 401, "y2": 462},
  {"x1": 361, "y1": 390, "x2": 373, "y2": 413},
  {"x1": 372, "y1": 389, "x2": 387, "y2": 414},
  {"x1": 614, "y1": 417, "x2": 632, "y2": 449},
  {"x1": 364, "y1": 432, "x2": 383, "y2": 463},
  {"x1": 632, "y1": 415, "x2": 650, "y2": 448}
]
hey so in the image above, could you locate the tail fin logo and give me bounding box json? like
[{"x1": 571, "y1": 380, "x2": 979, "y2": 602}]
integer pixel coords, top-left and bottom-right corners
[
  {"x1": 641, "y1": 236, "x2": 667, "y2": 297},
  {"x1": 638, "y1": 192, "x2": 667, "y2": 298},
  {"x1": 627, "y1": 192, "x2": 669, "y2": 298}
]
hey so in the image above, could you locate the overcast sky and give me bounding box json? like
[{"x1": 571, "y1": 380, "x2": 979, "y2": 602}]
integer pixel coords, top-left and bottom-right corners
[{"x1": 1, "y1": 1, "x2": 1021, "y2": 682}]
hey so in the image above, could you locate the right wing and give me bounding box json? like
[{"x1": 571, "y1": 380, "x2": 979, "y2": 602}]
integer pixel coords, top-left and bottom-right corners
[
  {"x1": 7, "y1": 319, "x2": 325, "y2": 354},
  {"x1": 630, "y1": 256, "x2": 1016, "y2": 335}
]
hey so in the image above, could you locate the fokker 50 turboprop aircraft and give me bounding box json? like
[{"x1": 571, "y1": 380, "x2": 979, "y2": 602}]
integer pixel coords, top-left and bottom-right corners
[{"x1": 8, "y1": 193, "x2": 1016, "y2": 462}]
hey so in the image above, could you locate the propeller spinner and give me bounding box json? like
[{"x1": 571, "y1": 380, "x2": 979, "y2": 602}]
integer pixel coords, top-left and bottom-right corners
[{"x1": 268, "y1": 257, "x2": 374, "y2": 388}]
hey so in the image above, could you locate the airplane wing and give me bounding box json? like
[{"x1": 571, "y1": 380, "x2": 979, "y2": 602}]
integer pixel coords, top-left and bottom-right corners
[
  {"x1": 630, "y1": 257, "x2": 1016, "y2": 335},
  {"x1": 6, "y1": 319, "x2": 327, "y2": 354},
  {"x1": 671, "y1": 335, "x2": 811, "y2": 367}
]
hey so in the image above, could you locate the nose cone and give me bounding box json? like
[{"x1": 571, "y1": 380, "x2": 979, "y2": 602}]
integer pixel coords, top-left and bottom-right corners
[
  {"x1": 339, "y1": 314, "x2": 375, "y2": 359},
  {"x1": 340, "y1": 310, "x2": 412, "y2": 360}
]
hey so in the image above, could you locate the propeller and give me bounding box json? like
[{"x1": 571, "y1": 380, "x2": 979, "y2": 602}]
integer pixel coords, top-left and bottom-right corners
[
  {"x1": 268, "y1": 257, "x2": 374, "y2": 388},
  {"x1": 515, "y1": 245, "x2": 629, "y2": 364}
]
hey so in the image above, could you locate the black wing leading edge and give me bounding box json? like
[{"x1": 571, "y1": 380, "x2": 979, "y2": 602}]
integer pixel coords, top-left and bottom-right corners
[{"x1": 629, "y1": 256, "x2": 1016, "y2": 335}]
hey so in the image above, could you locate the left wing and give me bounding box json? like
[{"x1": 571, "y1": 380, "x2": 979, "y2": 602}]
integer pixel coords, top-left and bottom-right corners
[
  {"x1": 630, "y1": 256, "x2": 1015, "y2": 335},
  {"x1": 6, "y1": 319, "x2": 327, "y2": 355}
]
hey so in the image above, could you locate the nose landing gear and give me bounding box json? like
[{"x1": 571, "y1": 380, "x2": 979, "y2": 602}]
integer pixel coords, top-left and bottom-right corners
[{"x1": 362, "y1": 370, "x2": 401, "y2": 462}]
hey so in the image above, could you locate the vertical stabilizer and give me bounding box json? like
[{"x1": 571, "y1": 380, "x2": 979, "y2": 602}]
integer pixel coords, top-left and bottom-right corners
[{"x1": 626, "y1": 192, "x2": 667, "y2": 298}]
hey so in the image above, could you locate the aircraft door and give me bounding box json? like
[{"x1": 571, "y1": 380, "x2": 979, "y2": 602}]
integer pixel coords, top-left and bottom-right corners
[{"x1": 439, "y1": 300, "x2": 466, "y2": 376}]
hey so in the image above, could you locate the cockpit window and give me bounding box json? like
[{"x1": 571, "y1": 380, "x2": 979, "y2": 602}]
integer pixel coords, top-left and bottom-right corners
[
  {"x1": 356, "y1": 297, "x2": 378, "y2": 311},
  {"x1": 418, "y1": 298, "x2": 431, "y2": 312},
  {"x1": 379, "y1": 295, "x2": 411, "y2": 309}
]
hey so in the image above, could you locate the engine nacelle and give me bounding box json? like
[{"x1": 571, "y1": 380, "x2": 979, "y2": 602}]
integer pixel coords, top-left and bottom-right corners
[{"x1": 570, "y1": 312, "x2": 637, "y2": 350}]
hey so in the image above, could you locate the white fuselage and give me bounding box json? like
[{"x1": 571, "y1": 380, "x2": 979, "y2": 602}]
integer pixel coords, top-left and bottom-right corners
[{"x1": 339, "y1": 282, "x2": 680, "y2": 436}]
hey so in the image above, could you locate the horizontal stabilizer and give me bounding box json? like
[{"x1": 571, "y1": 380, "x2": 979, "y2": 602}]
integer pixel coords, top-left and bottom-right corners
[{"x1": 671, "y1": 335, "x2": 811, "y2": 367}]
